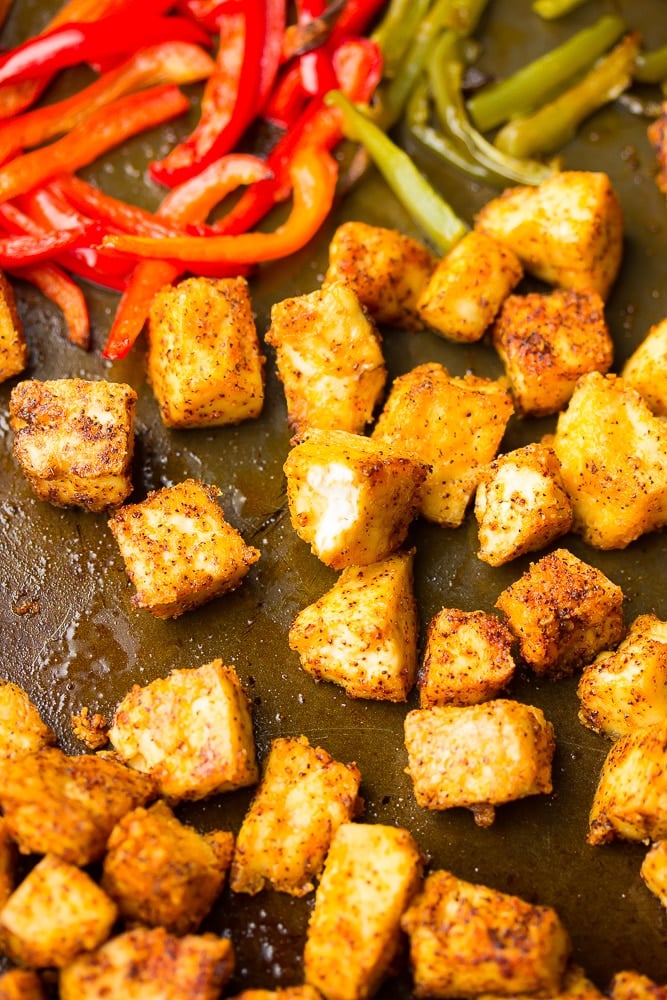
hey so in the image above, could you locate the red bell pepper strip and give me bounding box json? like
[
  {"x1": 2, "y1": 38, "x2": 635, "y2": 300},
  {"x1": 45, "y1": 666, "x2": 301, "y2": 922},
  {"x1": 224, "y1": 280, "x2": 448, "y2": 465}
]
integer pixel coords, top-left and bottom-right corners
[
  {"x1": 10, "y1": 262, "x2": 90, "y2": 349},
  {"x1": 263, "y1": 62, "x2": 307, "y2": 128},
  {"x1": 295, "y1": 0, "x2": 338, "y2": 97},
  {"x1": 47, "y1": 177, "x2": 191, "y2": 239},
  {"x1": 0, "y1": 222, "x2": 103, "y2": 268}
]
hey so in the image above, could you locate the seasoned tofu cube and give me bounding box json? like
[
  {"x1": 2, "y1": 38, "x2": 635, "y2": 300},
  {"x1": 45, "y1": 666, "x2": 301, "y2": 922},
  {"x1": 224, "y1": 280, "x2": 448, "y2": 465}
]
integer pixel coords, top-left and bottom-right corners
[
  {"x1": 491, "y1": 288, "x2": 613, "y2": 417},
  {"x1": 147, "y1": 275, "x2": 265, "y2": 428},
  {"x1": 265, "y1": 280, "x2": 386, "y2": 435},
  {"x1": 10, "y1": 377, "x2": 136, "y2": 511},
  {"x1": 648, "y1": 102, "x2": 667, "y2": 196},
  {"x1": 495, "y1": 548, "x2": 625, "y2": 679},
  {"x1": 480, "y1": 964, "x2": 604, "y2": 1000},
  {"x1": 230, "y1": 736, "x2": 361, "y2": 896},
  {"x1": 0, "y1": 678, "x2": 55, "y2": 760},
  {"x1": 474, "y1": 170, "x2": 623, "y2": 299},
  {"x1": 0, "y1": 818, "x2": 16, "y2": 909},
  {"x1": 323, "y1": 221, "x2": 436, "y2": 330},
  {"x1": 108, "y1": 659, "x2": 258, "y2": 801},
  {"x1": 228, "y1": 990, "x2": 322, "y2": 1000},
  {"x1": 0, "y1": 968, "x2": 47, "y2": 1000},
  {"x1": 0, "y1": 271, "x2": 27, "y2": 383},
  {"x1": 419, "y1": 608, "x2": 515, "y2": 708},
  {"x1": 610, "y1": 970, "x2": 667, "y2": 1000},
  {"x1": 304, "y1": 822, "x2": 423, "y2": 1000},
  {"x1": 0, "y1": 747, "x2": 155, "y2": 865},
  {"x1": 417, "y1": 230, "x2": 523, "y2": 343},
  {"x1": 108, "y1": 479, "x2": 260, "y2": 619},
  {"x1": 401, "y1": 869, "x2": 570, "y2": 998},
  {"x1": 372, "y1": 362, "x2": 513, "y2": 528},
  {"x1": 59, "y1": 926, "x2": 235, "y2": 1000},
  {"x1": 474, "y1": 443, "x2": 573, "y2": 566},
  {"x1": 288, "y1": 550, "x2": 419, "y2": 702},
  {"x1": 102, "y1": 800, "x2": 234, "y2": 933},
  {"x1": 621, "y1": 317, "x2": 667, "y2": 415},
  {"x1": 283, "y1": 428, "x2": 427, "y2": 569},
  {"x1": 1, "y1": 854, "x2": 116, "y2": 968},
  {"x1": 404, "y1": 700, "x2": 555, "y2": 827},
  {"x1": 551, "y1": 372, "x2": 667, "y2": 549},
  {"x1": 640, "y1": 839, "x2": 667, "y2": 910},
  {"x1": 577, "y1": 614, "x2": 667, "y2": 739}
]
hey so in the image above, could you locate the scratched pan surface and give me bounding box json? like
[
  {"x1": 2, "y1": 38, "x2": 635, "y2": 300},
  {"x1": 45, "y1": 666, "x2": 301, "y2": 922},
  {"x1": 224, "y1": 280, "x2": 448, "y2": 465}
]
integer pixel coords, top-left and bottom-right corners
[{"x1": 1, "y1": 0, "x2": 667, "y2": 992}]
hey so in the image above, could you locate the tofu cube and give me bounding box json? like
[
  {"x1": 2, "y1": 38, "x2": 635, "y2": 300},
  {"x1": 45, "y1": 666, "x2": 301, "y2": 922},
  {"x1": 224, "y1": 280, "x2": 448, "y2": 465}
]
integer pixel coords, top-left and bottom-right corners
[
  {"x1": 404, "y1": 700, "x2": 555, "y2": 827},
  {"x1": 265, "y1": 280, "x2": 386, "y2": 435},
  {"x1": 622, "y1": 317, "x2": 667, "y2": 416},
  {"x1": 551, "y1": 372, "x2": 667, "y2": 549},
  {"x1": 108, "y1": 479, "x2": 260, "y2": 619},
  {"x1": 417, "y1": 230, "x2": 523, "y2": 342},
  {"x1": 610, "y1": 970, "x2": 667, "y2": 1000},
  {"x1": 283, "y1": 428, "x2": 427, "y2": 569},
  {"x1": 577, "y1": 614, "x2": 667, "y2": 739},
  {"x1": 10, "y1": 377, "x2": 136, "y2": 511},
  {"x1": 288, "y1": 550, "x2": 419, "y2": 702},
  {"x1": 323, "y1": 221, "x2": 436, "y2": 330},
  {"x1": 230, "y1": 735, "x2": 361, "y2": 896},
  {"x1": 640, "y1": 839, "x2": 667, "y2": 910},
  {"x1": 0, "y1": 853, "x2": 117, "y2": 968},
  {"x1": 108, "y1": 659, "x2": 258, "y2": 801},
  {"x1": 495, "y1": 547, "x2": 625, "y2": 678},
  {"x1": 102, "y1": 800, "x2": 234, "y2": 933},
  {"x1": 474, "y1": 443, "x2": 573, "y2": 566},
  {"x1": 228, "y1": 990, "x2": 322, "y2": 1000},
  {"x1": 648, "y1": 103, "x2": 667, "y2": 195},
  {"x1": 419, "y1": 608, "x2": 515, "y2": 708},
  {"x1": 0, "y1": 818, "x2": 16, "y2": 910},
  {"x1": 147, "y1": 275, "x2": 265, "y2": 428},
  {"x1": 0, "y1": 271, "x2": 27, "y2": 383},
  {"x1": 474, "y1": 170, "x2": 623, "y2": 299},
  {"x1": 303, "y1": 822, "x2": 423, "y2": 1000},
  {"x1": 372, "y1": 362, "x2": 514, "y2": 527},
  {"x1": 0, "y1": 969, "x2": 47, "y2": 1000},
  {"x1": 0, "y1": 678, "x2": 55, "y2": 760},
  {"x1": 400, "y1": 869, "x2": 570, "y2": 998}
]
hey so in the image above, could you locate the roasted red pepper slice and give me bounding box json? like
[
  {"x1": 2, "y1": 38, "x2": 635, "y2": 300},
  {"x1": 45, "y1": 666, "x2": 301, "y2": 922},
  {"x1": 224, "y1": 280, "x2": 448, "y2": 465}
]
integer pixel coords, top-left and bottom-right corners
[
  {"x1": 10, "y1": 262, "x2": 90, "y2": 348},
  {"x1": 0, "y1": 222, "x2": 103, "y2": 268},
  {"x1": 48, "y1": 177, "x2": 189, "y2": 239}
]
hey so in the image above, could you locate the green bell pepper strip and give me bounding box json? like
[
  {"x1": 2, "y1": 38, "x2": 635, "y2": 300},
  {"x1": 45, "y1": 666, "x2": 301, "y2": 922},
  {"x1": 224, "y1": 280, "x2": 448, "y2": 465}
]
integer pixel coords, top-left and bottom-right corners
[
  {"x1": 532, "y1": 0, "x2": 591, "y2": 20},
  {"x1": 371, "y1": 0, "x2": 432, "y2": 80},
  {"x1": 406, "y1": 74, "x2": 491, "y2": 181},
  {"x1": 634, "y1": 44, "x2": 667, "y2": 85}
]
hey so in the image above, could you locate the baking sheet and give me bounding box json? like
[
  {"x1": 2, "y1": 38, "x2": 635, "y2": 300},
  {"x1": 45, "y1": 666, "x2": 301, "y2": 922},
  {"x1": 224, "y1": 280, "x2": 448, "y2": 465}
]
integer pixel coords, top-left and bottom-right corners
[{"x1": 1, "y1": 0, "x2": 667, "y2": 992}]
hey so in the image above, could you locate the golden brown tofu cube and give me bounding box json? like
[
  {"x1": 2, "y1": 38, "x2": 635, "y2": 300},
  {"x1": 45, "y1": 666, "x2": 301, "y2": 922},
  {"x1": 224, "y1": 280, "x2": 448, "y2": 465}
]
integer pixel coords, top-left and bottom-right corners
[
  {"x1": 551, "y1": 372, "x2": 667, "y2": 549},
  {"x1": 479, "y1": 964, "x2": 605, "y2": 1000},
  {"x1": 283, "y1": 428, "x2": 427, "y2": 569},
  {"x1": 10, "y1": 377, "x2": 136, "y2": 511},
  {"x1": 289, "y1": 550, "x2": 418, "y2": 702},
  {"x1": 230, "y1": 736, "x2": 361, "y2": 896},
  {"x1": 622, "y1": 317, "x2": 667, "y2": 416},
  {"x1": 417, "y1": 230, "x2": 523, "y2": 343},
  {"x1": 0, "y1": 854, "x2": 117, "y2": 969},
  {"x1": 265, "y1": 280, "x2": 386, "y2": 435},
  {"x1": 102, "y1": 800, "x2": 233, "y2": 933},
  {"x1": 304, "y1": 822, "x2": 423, "y2": 1000},
  {"x1": 0, "y1": 818, "x2": 16, "y2": 910},
  {"x1": 0, "y1": 678, "x2": 55, "y2": 760},
  {"x1": 59, "y1": 927, "x2": 235, "y2": 1000},
  {"x1": 147, "y1": 275, "x2": 265, "y2": 428},
  {"x1": 474, "y1": 170, "x2": 623, "y2": 300},
  {"x1": 404, "y1": 700, "x2": 554, "y2": 827},
  {"x1": 648, "y1": 102, "x2": 667, "y2": 196},
  {"x1": 401, "y1": 869, "x2": 570, "y2": 998},
  {"x1": 108, "y1": 479, "x2": 260, "y2": 619},
  {"x1": 610, "y1": 971, "x2": 667, "y2": 1000},
  {"x1": 491, "y1": 288, "x2": 613, "y2": 417},
  {"x1": 228, "y1": 990, "x2": 322, "y2": 1000},
  {"x1": 0, "y1": 272, "x2": 27, "y2": 383},
  {"x1": 474, "y1": 443, "x2": 573, "y2": 566},
  {"x1": 372, "y1": 362, "x2": 513, "y2": 527},
  {"x1": 0, "y1": 968, "x2": 47, "y2": 1000},
  {"x1": 419, "y1": 608, "x2": 515, "y2": 708},
  {"x1": 588, "y1": 719, "x2": 667, "y2": 846},
  {"x1": 640, "y1": 840, "x2": 667, "y2": 910},
  {"x1": 323, "y1": 221, "x2": 436, "y2": 330},
  {"x1": 495, "y1": 548, "x2": 625, "y2": 679},
  {"x1": 108, "y1": 658, "x2": 258, "y2": 801},
  {"x1": 0, "y1": 747, "x2": 155, "y2": 865}
]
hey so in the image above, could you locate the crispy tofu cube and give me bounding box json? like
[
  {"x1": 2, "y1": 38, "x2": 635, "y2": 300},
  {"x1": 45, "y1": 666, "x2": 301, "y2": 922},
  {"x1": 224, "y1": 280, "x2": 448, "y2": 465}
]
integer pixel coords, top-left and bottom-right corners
[
  {"x1": 610, "y1": 971, "x2": 667, "y2": 1000},
  {"x1": 265, "y1": 281, "x2": 386, "y2": 435},
  {"x1": 491, "y1": 288, "x2": 613, "y2": 417},
  {"x1": 147, "y1": 275, "x2": 265, "y2": 428},
  {"x1": 108, "y1": 659, "x2": 258, "y2": 801},
  {"x1": 323, "y1": 221, "x2": 436, "y2": 330},
  {"x1": 419, "y1": 608, "x2": 515, "y2": 708},
  {"x1": 404, "y1": 700, "x2": 555, "y2": 826},
  {"x1": 289, "y1": 550, "x2": 418, "y2": 701},
  {"x1": 474, "y1": 443, "x2": 573, "y2": 566},
  {"x1": 577, "y1": 614, "x2": 667, "y2": 739},
  {"x1": 0, "y1": 968, "x2": 47, "y2": 1000},
  {"x1": 417, "y1": 230, "x2": 523, "y2": 343},
  {"x1": 230, "y1": 736, "x2": 361, "y2": 896},
  {"x1": 10, "y1": 377, "x2": 136, "y2": 511},
  {"x1": 0, "y1": 678, "x2": 55, "y2": 760},
  {"x1": 479, "y1": 964, "x2": 605, "y2": 1000},
  {"x1": 283, "y1": 428, "x2": 427, "y2": 569},
  {"x1": 551, "y1": 372, "x2": 667, "y2": 549},
  {"x1": 108, "y1": 479, "x2": 260, "y2": 619},
  {"x1": 474, "y1": 170, "x2": 623, "y2": 299},
  {"x1": 648, "y1": 102, "x2": 667, "y2": 196},
  {"x1": 495, "y1": 548, "x2": 625, "y2": 679},
  {"x1": 0, "y1": 818, "x2": 16, "y2": 910},
  {"x1": 0, "y1": 854, "x2": 116, "y2": 969},
  {"x1": 0, "y1": 272, "x2": 27, "y2": 383},
  {"x1": 59, "y1": 927, "x2": 235, "y2": 1000},
  {"x1": 588, "y1": 719, "x2": 667, "y2": 845},
  {"x1": 228, "y1": 990, "x2": 322, "y2": 1000},
  {"x1": 0, "y1": 747, "x2": 155, "y2": 865},
  {"x1": 640, "y1": 839, "x2": 667, "y2": 910},
  {"x1": 372, "y1": 362, "x2": 514, "y2": 527},
  {"x1": 401, "y1": 869, "x2": 570, "y2": 998},
  {"x1": 102, "y1": 800, "x2": 233, "y2": 933},
  {"x1": 622, "y1": 317, "x2": 667, "y2": 416},
  {"x1": 304, "y1": 822, "x2": 423, "y2": 1000}
]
